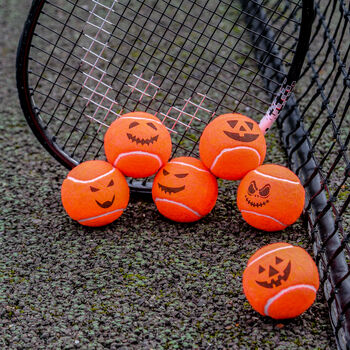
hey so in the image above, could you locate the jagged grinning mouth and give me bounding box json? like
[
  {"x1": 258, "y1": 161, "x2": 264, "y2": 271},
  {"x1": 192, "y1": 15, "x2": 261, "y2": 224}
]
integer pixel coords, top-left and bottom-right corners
[
  {"x1": 223, "y1": 131, "x2": 259, "y2": 142},
  {"x1": 158, "y1": 183, "x2": 185, "y2": 194},
  {"x1": 127, "y1": 133, "x2": 159, "y2": 145},
  {"x1": 255, "y1": 261, "x2": 291, "y2": 288},
  {"x1": 96, "y1": 195, "x2": 115, "y2": 209},
  {"x1": 245, "y1": 194, "x2": 269, "y2": 208}
]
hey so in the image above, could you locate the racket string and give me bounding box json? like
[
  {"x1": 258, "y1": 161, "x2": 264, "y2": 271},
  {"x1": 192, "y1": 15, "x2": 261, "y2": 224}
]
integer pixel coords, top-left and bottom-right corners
[{"x1": 27, "y1": 0, "x2": 304, "y2": 163}]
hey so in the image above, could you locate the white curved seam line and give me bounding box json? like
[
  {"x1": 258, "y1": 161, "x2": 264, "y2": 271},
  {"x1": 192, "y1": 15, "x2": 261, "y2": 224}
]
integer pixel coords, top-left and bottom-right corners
[
  {"x1": 170, "y1": 161, "x2": 209, "y2": 173},
  {"x1": 241, "y1": 209, "x2": 287, "y2": 229},
  {"x1": 155, "y1": 198, "x2": 202, "y2": 218},
  {"x1": 68, "y1": 168, "x2": 116, "y2": 183},
  {"x1": 247, "y1": 245, "x2": 294, "y2": 267},
  {"x1": 253, "y1": 170, "x2": 300, "y2": 185},
  {"x1": 119, "y1": 116, "x2": 163, "y2": 125},
  {"x1": 264, "y1": 284, "x2": 317, "y2": 316},
  {"x1": 78, "y1": 207, "x2": 125, "y2": 223},
  {"x1": 113, "y1": 151, "x2": 162, "y2": 167},
  {"x1": 210, "y1": 147, "x2": 261, "y2": 171}
]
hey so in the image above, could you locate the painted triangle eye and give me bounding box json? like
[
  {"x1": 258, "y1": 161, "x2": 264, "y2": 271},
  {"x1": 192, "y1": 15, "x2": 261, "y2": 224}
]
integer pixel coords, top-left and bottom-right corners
[
  {"x1": 107, "y1": 179, "x2": 114, "y2": 187},
  {"x1": 227, "y1": 120, "x2": 238, "y2": 128},
  {"x1": 258, "y1": 265, "x2": 265, "y2": 273},
  {"x1": 245, "y1": 121, "x2": 254, "y2": 130},
  {"x1": 276, "y1": 256, "x2": 283, "y2": 264},
  {"x1": 90, "y1": 186, "x2": 99, "y2": 192},
  {"x1": 175, "y1": 173, "x2": 188, "y2": 178},
  {"x1": 163, "y1": 169, "x2": 170, "y2": 176}
]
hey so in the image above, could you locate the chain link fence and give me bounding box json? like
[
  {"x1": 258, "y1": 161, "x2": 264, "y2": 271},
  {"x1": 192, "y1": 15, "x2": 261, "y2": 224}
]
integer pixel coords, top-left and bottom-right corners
[{"x1": 276, "y1": 0, "x2": 350, "y2": 348}]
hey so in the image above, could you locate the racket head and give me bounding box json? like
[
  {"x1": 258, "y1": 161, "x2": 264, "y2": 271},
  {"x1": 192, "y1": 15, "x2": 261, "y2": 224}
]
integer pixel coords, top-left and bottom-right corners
[{"x1": 16, "y1": 0, "x2": 314, "y2": 193}]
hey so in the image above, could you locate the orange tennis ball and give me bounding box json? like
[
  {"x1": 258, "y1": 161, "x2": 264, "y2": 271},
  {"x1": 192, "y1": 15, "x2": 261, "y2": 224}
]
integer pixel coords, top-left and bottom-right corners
[
  {"x1": 61, "y1": 160, "x2": 129, "y2": 227},
  {"x1": 199, "y1": 113, "x2": 266, "y2": 180},
  {"x1": 152, "y1": 157, "x2": 218, "y2": 222},
  {"x1": 243, "y1": 242, "x2": 319, "y2": 319},
  {"x1": 237, "y1": 164, "x2": 305, "y2": 231},
  {"x1": 104, "y1": 111, "x2": 172, "y2": 178}
]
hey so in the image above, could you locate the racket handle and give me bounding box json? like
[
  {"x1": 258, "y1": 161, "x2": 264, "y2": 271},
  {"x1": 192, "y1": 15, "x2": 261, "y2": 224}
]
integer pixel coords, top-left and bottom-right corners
[{"x1": 259, "y1": 78, "x2": 296, "y2": 134}]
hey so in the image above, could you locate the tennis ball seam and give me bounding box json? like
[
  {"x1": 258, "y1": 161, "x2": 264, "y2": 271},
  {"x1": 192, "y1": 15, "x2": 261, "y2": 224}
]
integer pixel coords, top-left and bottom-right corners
[
  {"x1": 240, "y1": 209, "x2": 288, "y2": 228},
  {"x1": 170, "y1": 161, "x2": 210, "y2": 174},
  {"x1": 154, "y1": 198, "x2": 202, "y2": 218},
  {"x1": 67, "y1": 168, "x2": 116, "y2": 183},
  {"x1": 253, "y1": 169, "x2": 301, "y2": 185},
  {"x1": 119, "y1": 116, "x2": 164, "y2": 125},
  {"x1": 210, "y1": 146, "x2": 261, "y2": 170},
  {"x1": 264, "y1": 284, "x2": 317, "y2": 316},
  {"x1": 247, "y1": 245, "x2": 294, "y2": 267},
  {"x1": 113, "y1": 151, "x2": 162, "y2": 168},
  {"x1": 78, "y1": 207, "x2": 126, "y2": 223}
]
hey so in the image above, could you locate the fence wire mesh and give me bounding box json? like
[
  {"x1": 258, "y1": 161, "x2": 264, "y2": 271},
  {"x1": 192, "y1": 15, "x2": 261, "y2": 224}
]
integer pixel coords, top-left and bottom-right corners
[{"x1": 276, "y1": 0, "x2": 350, "y2": 348}]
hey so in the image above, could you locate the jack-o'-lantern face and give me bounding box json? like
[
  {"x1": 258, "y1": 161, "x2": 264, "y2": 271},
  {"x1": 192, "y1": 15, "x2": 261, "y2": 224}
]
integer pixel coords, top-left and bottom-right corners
[
  {"x1": 104, "y1": 112, "x2": 172, "y2": 178},
  {"x1": 157, "y1": 168, "x2": 188, "y2": 194},
  {"x1": 255, "y1": 256, "x2": 291, "y2": 289},
  {"x1": 223, "y1": 119, "x2": 260, "y2": 143},
  {"x1": 245, "y1": 180, "x2": 271, "y2": 207},
  {"x1": 90, "y1": 179, "x2": 116, "y2": 209},
  {"x1": 152, "y1": 157, "x2": 218, "y2": 222},
  {"x1": 61, "y1": 160, "x2": 130, "y2": 227},
  {"x1": 127, "y1": 120, "x2": 159, "y2": 146}
]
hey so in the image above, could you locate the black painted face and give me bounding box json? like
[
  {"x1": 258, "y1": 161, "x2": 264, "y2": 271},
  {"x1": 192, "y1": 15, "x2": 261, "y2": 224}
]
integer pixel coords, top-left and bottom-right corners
[
  {"x1": 90, "y1": 179, "x2": 115, "y2": 209},
  {"x1": 223, "y1": 119, "x2": 260, "y2": 142},
  {"x1": 127, "y1": 121, "x2": 159, "y2": 145},
  {"x1": 245, "y1": 180, "x2": 271, "y2": 207},
  {"x1": 157, "y1": 168, "x2": 188, "y2": 194},
  {"x1": 255, "y1": 257, "x2": 291, "y2": 289}
]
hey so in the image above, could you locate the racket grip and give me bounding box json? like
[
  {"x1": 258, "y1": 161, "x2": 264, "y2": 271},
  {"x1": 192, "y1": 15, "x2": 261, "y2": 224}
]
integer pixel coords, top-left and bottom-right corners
[{"x1": 259, "y1": 78, "x2": 296, "y2": 134}]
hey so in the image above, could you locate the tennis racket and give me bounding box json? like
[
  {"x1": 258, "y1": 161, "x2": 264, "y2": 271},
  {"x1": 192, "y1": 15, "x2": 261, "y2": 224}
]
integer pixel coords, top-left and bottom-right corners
[{"x1": 17, "y1": 0, "x2": 314, "y2": 193}]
